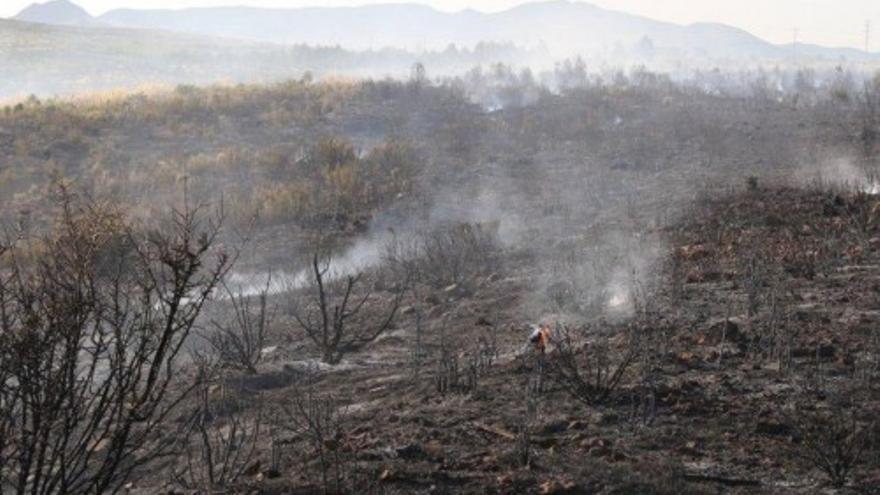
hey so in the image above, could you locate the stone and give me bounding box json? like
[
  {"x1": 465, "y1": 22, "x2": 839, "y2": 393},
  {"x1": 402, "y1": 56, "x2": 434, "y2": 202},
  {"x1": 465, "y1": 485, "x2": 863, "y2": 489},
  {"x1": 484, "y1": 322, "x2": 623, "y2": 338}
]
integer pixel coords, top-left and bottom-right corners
[
  {"x1": 539, "y1": 419, "x2": 570, "y2": 435},
  {"x1": 567, "y1": 420, "x2": 589, "y2": 431},
  {"x1": 396, "y1": 443, "x2": 428, "y2": 461},
  {"x1": 755, "y1": 421, "x2": 792, "y2": 437},
  {"x1": 243, "y1": 460, "x2": 261, "y2": 476},
  {"x1": 700, "y1": 317, "x2": 746, "y2": 346},
  {"x1": 677, "y1": 244, "x2": 713, "y2": 261}
]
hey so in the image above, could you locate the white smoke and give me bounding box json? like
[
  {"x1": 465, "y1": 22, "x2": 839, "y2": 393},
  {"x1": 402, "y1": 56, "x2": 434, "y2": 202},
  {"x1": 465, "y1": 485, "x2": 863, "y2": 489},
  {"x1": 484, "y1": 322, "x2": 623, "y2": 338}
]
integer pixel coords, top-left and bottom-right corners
[
  {"x1": 797, "y1": 157, "x2": 879, "y2": 194},
  {"x1": 226, "y1": 235, "x2": 388, "y2": 297}
]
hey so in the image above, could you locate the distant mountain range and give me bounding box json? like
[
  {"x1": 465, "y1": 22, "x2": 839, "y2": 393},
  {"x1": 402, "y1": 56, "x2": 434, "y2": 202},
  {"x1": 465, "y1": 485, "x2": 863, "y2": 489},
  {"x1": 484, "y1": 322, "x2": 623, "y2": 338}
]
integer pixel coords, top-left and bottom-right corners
[
  {"x1": 3, "y1": 0, "x2": 878, "y2": 100},
  {"x1": 14, "y1": 0, "x2": 99, "y2": 27},
  {"x1": 11, "y1": 0, "x2": 878, "y2": 63}
]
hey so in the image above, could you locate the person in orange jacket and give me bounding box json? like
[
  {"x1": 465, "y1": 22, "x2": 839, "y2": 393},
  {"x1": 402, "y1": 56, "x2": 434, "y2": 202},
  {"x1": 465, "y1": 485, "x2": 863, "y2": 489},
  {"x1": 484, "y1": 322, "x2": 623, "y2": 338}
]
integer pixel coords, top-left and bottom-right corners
[{"x1": 528, "y1": 323, "x2": 552, "y2": 354}]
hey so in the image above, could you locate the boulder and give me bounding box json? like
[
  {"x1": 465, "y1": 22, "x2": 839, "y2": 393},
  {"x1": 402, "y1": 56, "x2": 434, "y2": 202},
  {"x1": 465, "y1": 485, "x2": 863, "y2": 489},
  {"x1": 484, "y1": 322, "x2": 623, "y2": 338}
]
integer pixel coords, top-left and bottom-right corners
[{"x1": 699, "y1": 317, "x2": 747, "y2": 346}]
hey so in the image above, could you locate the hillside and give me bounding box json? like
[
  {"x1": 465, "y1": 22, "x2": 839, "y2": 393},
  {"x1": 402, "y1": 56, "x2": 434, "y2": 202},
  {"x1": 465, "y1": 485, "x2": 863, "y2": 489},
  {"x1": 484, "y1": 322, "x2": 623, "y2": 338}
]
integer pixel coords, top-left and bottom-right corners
[
  {"x1": 13, "y1": 0, "x2": 100, "y2": 27},
  {"x1": 0, "y1": 18, "x2": 263, "y2": 99},
  {"x1": 95, "y1": 0, "x2": 877, "y2": 63},
  {"x1": 5, "y1": 0, "x2": 879, "y2": 101},
  {"x1": 1, "y1": 56, "x2": 880, "y2": 492},
  {"x1": 0, "y1": 17, "x2": 534, "y2": 100},
  {"x1": 2, "y1": 3, "x2": 880, "y2": 493}
]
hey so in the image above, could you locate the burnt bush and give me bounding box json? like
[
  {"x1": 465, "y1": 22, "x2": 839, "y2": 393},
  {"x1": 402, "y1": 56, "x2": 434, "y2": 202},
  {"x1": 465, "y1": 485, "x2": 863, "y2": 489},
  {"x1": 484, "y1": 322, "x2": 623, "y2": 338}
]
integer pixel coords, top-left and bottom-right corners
[
  {"x1": 0, "y1": 189, "x2": 230, "y2": 494},
  {"x1": 546, "y1": 324, "x2": 640, "y2": 407},
  {"x1": 288, "y1": 250, "x2": 406, "y2": 364},
  {"x1": 174, "y1": 381, "x2": 266, "y2": 491},
  {"x1": 784, "y1": 385, "x2": 876, "y2": 488},
  {"x1": 278, "y1": 382, "x2": 359, "y2": 494},
  {"x1": 422, "y1": 223, "x2": 500, "y2": 289},
  {"x1": 206, "y1": 281, "x2": 275, "y2": 374}
]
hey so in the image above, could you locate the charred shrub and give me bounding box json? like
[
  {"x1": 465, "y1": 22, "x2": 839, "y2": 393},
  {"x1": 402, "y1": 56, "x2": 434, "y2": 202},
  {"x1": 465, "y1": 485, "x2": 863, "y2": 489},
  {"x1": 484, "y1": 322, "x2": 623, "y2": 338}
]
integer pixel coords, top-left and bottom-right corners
[
  {"x1": 546, "y1": 324, "x2": 640, "y2": 407},
  {"x1": 174, "y1": 381, "x2": 266, "y2": 491},
  {"x1": 206, "y1": 281, "x2": 275, "y2": 374},
  {"x1": 278, "y1": 380, "x2": 362, "y2": 494},
  {"x1": 418, "y1": 222, "x2": 502, "y2": 291},
  {"x1": 784, "y1": 386, "x2": 876, "y2": 488},
  {"x1": 0, "y1": 189, "x2": 230, "y2": 494},
  {"x1": 288, "y1": 250, "x2": 406, "y2": 365}
]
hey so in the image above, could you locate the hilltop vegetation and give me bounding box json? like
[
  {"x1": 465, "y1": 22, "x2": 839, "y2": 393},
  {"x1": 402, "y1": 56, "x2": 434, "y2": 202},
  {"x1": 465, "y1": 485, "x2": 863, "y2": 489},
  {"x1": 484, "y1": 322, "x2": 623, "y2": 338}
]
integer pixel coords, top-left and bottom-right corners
[{"x1": 0, "y1": 16, "x2": 537, "y2": 100}]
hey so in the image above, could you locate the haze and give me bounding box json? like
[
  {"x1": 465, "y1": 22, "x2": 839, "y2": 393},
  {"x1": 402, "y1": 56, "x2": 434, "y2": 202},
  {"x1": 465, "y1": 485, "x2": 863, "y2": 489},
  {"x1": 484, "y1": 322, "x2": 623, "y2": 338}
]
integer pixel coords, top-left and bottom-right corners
[
  {"x1": 2, "y1": 0, "x2": 879, "y2": 50},
  {"x1": 5, "y1": 0, "x2": 880, "y2": 487}
]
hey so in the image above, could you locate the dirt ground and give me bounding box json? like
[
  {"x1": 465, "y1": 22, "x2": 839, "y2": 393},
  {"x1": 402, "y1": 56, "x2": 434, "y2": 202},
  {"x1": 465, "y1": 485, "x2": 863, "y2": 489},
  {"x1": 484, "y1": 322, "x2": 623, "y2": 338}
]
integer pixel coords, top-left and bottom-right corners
[{"x1": 139, "y1": 184, "x2": 880, "y2": 495}]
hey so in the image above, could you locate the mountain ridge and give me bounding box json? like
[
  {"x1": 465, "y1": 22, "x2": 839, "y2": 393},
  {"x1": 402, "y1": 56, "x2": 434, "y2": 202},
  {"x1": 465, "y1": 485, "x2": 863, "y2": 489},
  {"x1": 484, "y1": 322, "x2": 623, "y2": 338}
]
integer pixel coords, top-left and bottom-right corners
[
  {"x1": 14, "y1": 0, "x2": 102, "y2": 27},
  {"x1": 9, "y1": 0, "x2": 879, "y2": 62}
]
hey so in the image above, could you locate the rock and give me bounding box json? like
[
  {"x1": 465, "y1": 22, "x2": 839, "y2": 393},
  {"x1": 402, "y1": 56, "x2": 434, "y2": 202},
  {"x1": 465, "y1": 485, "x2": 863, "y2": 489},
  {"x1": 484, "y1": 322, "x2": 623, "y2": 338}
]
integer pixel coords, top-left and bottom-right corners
[
  {"x1": 677, "y1": 351, "x2": 701, "y2": 368},
  {"x1": 858, "y1": 311, "x2": 880, "y2": 323},
  {"x1": 794, "y1": 340, "x2": 836, "y2": 359},
  {"x1": 396, "y1": 443, "x2": 428, "y2": 461},
  {"x1": 816, "y1": 342, "x2": 836, "y2": 359},
  {"x1": 534, "y1": 437, "x2": 558, "y2": 449},
  {"x1": 609, "y1": 450, "x2": 627, "y2": 463},
  {"x1": 755, "y1": 421, "x2": 792, "y2": 437},
  {"x1": 242, "y1": 460, "x2": 261, "y2": 477},
  {"x1": 539, "y1": 479, "x2": 579, "y2": 494},
  {"x1": 567, "y1": 420, "x2": 589, "y2": 431},
  {"x1": 588, "y1": 445, "x2": 612, "y2": 458},
  {"x1": 793, "y1": 304, "x2": 828, "y2": 322},
  {"x1": 570, "y1": 431, "x2": 591, "y2": 444},
  {"x1": 687, "y1": 269, "x2": 724, "y2": 283},
  {"x1": 93, "y1": 438, "x2": 111, "y2": 452},
  {"x1": 597, "y1": 412, "x2": 619, "y2": 425},
  {"x1": 357, "y1": 449, "x2": 390, "y2": 462},
  {"x1": 580, "y1": 437, "x2": 613, "y2": 453},
  {"x1": 475, "y1": 316, "x2": 493, "y2": 326},
  {"x1": 700, "y1": 317, "x2": 746, "y2": 346},
  {"x1": 539, "y1": 419, "x2": 569, "y2": 435},
  {"x1": 400, "y1": 305, "x2": 416, "y2": 316},
  {"x1": 677, "y1": 244, "x2": 713, "y2": 261}
]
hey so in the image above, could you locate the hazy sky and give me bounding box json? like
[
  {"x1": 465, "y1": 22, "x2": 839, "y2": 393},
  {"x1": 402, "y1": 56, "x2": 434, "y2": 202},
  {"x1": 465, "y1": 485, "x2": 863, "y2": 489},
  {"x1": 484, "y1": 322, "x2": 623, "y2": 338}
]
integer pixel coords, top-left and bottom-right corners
[{"x1": 3, "y1": 0, "x2": 879, "y2": 50}]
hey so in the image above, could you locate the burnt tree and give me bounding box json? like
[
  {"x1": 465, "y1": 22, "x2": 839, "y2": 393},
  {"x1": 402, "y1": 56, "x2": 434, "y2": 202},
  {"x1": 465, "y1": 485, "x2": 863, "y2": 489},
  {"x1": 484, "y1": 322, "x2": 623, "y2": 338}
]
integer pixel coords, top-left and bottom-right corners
[
  {"x1": 290, "y1": 252, "x2": 404, "y2": 365},
  {"x1": 0, "y1": 191, "x2": 230, "y2": 494}
]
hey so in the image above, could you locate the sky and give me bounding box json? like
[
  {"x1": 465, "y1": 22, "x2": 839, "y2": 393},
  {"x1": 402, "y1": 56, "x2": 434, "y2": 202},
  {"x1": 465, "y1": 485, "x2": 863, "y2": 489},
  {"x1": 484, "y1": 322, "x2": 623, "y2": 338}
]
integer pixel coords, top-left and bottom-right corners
[{"x1": 2, "y1": 0, "x2": 879, "y2": 50}]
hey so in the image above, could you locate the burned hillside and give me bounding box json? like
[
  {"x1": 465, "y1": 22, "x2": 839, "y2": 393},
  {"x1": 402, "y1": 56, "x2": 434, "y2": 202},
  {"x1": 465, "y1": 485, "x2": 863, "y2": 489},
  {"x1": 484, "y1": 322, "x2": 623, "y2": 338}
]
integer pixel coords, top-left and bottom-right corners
[{"x1": 1, "y1": 67, "x2": 880, "y2": 494}]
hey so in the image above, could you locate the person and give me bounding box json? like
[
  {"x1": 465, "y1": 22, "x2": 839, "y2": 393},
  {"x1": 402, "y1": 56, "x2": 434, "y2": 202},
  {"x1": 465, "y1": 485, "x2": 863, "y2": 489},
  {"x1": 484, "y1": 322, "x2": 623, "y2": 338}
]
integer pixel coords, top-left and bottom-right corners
[{"x1": 528, "y1": 323, "x2": 552, "y2": 354}]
